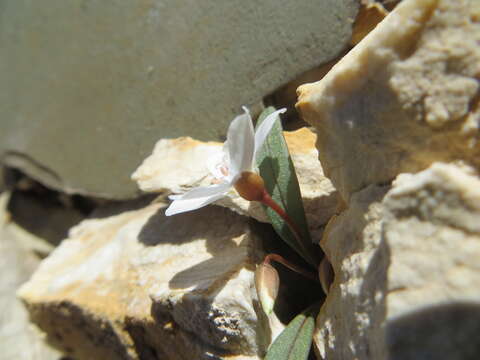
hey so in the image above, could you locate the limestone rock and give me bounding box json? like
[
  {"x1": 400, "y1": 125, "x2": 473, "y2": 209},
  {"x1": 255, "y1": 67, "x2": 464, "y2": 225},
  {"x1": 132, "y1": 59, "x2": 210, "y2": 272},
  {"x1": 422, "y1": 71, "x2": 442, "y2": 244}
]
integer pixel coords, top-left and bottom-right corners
[
  {"x1": 132, "y1": 128, "x2": 339, "y2": 239},
  {"x1": 350, "y1": 2, "x2": 388, "y2": 46},
  {"x1": 0, "y1": 0, "x2": 358, "y2": 199},
  {"x1": 315, "y1": 162, "x2": 480, "y2": 360},
  {"x1": 131, "y1": 137, "x2": 223, "y2": 195},
  {"x1": 315, "y1": 183, "x2": 389, "y2": 360},
  {"x1": 0, "y1": 193, "x2": 63, "y2": 360},
  {"x1": 297, "y1": 0, "x2": 480, "y2": 201},
  {"x1": 18, "y1": 201, "x2": 272, "y2": 359},
  {"x1": 283, "y1": 129, "x2": 340, "y2": 239}
]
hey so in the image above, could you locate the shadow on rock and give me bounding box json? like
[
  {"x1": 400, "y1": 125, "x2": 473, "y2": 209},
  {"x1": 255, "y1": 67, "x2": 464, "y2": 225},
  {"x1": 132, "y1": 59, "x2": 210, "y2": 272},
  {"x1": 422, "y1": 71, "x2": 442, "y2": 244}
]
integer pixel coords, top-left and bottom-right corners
[
  {"x1": 387, "y1": 302, "x2": 480, "y2": 360},
  {"x1": 137, "y1": 204, "x2": 265, "y2": 357}
]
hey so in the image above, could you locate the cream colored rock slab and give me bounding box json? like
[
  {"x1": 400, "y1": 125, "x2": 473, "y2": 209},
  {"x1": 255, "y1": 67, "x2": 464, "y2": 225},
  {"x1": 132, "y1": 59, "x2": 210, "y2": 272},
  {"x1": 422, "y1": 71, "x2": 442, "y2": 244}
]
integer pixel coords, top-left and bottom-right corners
[
  {"x1": 131, "y1": 137, "x2": 223, "y2": 194},
  {"x1": 18, "y1": 202, "x2": 269, "y2": 359},
  {"x1": 297, "y1": 0, "x2": 480, "y2": 201},
  {"x1": 132, "y1": 128, "x2": 338, "y2": 236},
  {"x1": 315, "y1": 162, "x2": 480, "y2": 360}
]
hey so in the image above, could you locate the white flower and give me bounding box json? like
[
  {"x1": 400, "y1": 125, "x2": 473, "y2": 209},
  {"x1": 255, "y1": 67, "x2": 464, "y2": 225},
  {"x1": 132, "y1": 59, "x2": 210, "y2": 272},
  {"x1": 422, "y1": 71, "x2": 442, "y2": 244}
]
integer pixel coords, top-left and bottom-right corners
[{"x1": 165, "y1": 107, "x2": 286, "y2": 216}]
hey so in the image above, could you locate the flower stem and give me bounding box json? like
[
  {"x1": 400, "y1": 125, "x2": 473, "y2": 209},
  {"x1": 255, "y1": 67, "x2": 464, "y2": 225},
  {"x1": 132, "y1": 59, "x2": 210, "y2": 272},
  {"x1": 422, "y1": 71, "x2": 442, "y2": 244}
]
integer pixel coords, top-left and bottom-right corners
[
  {"x1": 260, "y1": 189, "x2": 315, "y2": 266},
  {"x1": 263, "y1": 254, "x2": 318, "y2": 282}
]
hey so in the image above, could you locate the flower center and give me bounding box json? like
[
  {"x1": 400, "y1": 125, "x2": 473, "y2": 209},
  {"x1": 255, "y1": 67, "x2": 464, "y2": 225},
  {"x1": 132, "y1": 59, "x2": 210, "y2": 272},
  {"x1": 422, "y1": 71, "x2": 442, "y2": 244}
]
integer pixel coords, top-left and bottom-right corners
[{"x1": 234, "y1": 171, "x2": 265, "y2": 201}]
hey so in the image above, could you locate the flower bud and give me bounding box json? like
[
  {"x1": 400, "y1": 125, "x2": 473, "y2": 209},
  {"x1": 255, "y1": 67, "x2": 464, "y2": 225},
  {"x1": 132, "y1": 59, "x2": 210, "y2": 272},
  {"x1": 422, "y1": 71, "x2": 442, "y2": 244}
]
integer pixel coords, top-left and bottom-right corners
[
  {"x1": 254, "y1": 262, "x2": 280, "y2": 315},
  {"x1": 234, "y1": 171, "x2": 265, "y2": 201}
]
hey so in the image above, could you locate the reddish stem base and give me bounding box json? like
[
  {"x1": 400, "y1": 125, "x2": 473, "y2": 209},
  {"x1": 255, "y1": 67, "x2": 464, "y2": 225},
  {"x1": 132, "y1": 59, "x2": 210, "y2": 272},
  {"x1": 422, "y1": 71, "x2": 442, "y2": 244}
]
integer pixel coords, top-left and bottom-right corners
[
  {"x1": 259, "y1": 189, "x2": 316, "y2": 268},
  {"x1": 263, "y1": 254, "x2": 318, "y2": 282}
]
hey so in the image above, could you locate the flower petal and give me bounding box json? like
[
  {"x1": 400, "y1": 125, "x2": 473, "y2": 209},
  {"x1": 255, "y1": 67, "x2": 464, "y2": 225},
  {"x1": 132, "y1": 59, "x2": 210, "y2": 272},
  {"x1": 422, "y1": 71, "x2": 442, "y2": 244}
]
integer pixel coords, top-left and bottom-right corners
[
  {"x1": 253, "y1": 108, "x2": 287, "y2": 159},
  {"x1": 227, "y1": 106, "x2": 255, "y2": 176},
  {"x1": 165, "y1": 182, "x2": 231, "y2": 216},
  {"x1": 206, "y1": 149, "x2": 229, "y2": 181}
]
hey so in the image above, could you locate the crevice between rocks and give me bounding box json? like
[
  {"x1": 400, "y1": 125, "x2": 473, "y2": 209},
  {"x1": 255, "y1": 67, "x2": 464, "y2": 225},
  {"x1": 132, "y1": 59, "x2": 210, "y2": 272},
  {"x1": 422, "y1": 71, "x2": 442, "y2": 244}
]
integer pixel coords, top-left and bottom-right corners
[{"x1": 2, "y1": 166, "x2": 157, "y2": 250}]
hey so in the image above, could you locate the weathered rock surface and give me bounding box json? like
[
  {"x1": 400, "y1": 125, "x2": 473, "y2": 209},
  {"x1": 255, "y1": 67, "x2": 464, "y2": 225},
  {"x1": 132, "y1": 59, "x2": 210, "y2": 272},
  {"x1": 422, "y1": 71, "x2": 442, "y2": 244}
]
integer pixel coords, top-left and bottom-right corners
[
  {"x1": 315, "y1": 183, "x2": 389, "y2": 360},
  {"x1": 298, "y1": 3, "x2": 480, "y2": 358},
  {"x1": 0, "y1": 0, "x2": 358, "y2": 199},
  {"x1": 315, "y1": 162, "x2": 480, "y2": 360},
  {"x1": 0, "y1": 194, "x2": 62, "y2": 360},
  {"x1": 18, "y1": 200, "x2": 273, "y2": 359},
  {"x1": 297, "y1": 0, "x2": 480, "y2": 201},
  {"x1": 350, "y1": 2, "x2": 388, "y2": 46},
  {"x1": 132, "y1": 128, "x2": 339, "y2": 241}
]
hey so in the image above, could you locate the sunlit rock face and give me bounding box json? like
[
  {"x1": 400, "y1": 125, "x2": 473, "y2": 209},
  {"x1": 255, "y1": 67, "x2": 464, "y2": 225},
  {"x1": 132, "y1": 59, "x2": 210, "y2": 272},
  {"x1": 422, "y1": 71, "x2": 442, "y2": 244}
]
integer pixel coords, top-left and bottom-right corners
[
  {"x1": 295, "y1": 0, "x2": 480, "y2": 359},
  {"x1": 18, "y1": 202, "x2": 269, "y2": 360},
  {"x1": 315, "y1": 163, "x2": 480, "y2": 360},
  {"x1": 297, "y1": 0, "x2": 480, "y2": 202}
]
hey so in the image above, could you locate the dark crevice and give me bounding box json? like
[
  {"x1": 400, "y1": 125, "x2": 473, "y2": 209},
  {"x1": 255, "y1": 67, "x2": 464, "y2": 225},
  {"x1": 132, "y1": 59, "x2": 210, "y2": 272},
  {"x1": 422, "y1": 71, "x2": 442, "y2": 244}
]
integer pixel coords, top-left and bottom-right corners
[
  {"x1": 2, "y1": 166, "x2": 156, "y2": 247},
  {"x1": 377, "y1": 0, "x2": 401, "y2": 12},
  {"x1": 263, "y1": 55, "x2": 346, "y2": 131}
]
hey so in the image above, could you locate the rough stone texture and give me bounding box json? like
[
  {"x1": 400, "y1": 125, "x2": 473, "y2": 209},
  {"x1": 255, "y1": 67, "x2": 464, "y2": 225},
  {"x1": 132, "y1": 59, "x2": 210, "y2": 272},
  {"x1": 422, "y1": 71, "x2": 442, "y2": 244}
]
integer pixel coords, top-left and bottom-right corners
[
  {"x1": 132, "y1": 128, "x2": 339, "y2": 241},
  {"x1": 132, "y1": 137, "x2": 223, "y2": 195},
  {"x1": 297, "y1": 0, "x2": 480, "y2": 201},
  {"x1": 315, "y1": 162, "x2": 480, "y2": 360},
  {"x1": 0, "y1": 0, "x2": 358, "y2": 199},
  {"x1": 315, "y1": 184, "x2": 389, "y2": 360},
  {"x1": 350, "y1": 2, "x2": 388, "y2": 46},
  {"x1": 0, "y1": 194, "x2": 62, "y2": 360},
  {"x1": 282, "y1": 129, "x2": 340, "y2": 241},
  {"x1": 18, "y1": 200, "x2": 273, "y2": 359}
]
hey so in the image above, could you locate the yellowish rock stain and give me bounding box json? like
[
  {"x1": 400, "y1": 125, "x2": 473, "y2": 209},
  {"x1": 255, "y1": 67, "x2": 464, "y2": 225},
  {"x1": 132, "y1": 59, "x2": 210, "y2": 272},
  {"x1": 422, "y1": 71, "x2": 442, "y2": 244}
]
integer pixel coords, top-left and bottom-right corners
[{"x1": 284, "y1": 128, "x2": 317, "y2": 154}]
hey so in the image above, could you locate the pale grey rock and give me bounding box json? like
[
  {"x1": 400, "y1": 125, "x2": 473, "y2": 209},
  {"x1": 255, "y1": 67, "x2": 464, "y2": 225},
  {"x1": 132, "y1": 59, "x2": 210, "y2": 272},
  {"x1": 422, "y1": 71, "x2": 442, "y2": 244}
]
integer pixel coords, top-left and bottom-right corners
[
  {"x1": 0, "y1": 0, "x2": 358, "y2": 199},
  {"x1": 297, "y1": 0, "x2": 480, "y2": 201},
  {"x1": 350, "y1": 1, "x2": 388, "y2": 46},
  {"x1": 0, "y1": 194, "x2": 63, "y2": 360},
  {"x1": 18, "y1": 201, "x2": 273, "y2": 359},
  {"x1": 132, "y1": 128, "x2": 339, "y2": 240},
  {"x1": 315, "y1": 163, "x2": 480, "y2": 360}
]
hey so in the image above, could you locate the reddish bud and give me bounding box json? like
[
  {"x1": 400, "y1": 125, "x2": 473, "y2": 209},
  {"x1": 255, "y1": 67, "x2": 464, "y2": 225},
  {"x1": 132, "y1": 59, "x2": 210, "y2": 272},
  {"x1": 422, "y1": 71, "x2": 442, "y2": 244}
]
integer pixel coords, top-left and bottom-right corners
[
  {"x1": 254, "y1": 262, "x2": 280, "y2": 315},
  {"x1": 234, "y1": 171, "x2": 265, "y2": 201}
]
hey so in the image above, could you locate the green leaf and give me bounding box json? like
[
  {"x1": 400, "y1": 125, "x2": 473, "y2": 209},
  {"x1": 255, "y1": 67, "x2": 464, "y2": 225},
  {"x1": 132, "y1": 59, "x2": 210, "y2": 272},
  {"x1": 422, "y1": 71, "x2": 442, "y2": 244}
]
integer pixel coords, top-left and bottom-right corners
[
  {"x1": 255, "y1": 107, "x2": 320, "y2": 267},
  {"x1": 264, "y1": 303, "x2": 319, "y2": 360}
]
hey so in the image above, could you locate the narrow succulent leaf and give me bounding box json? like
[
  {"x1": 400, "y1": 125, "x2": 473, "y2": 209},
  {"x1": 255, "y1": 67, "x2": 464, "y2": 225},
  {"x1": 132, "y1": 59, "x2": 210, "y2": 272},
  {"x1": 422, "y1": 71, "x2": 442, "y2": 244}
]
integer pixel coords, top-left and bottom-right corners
[
  {"x1": 255, "y1": 107, "x2": 320, "y2": 267},
  {"x1": 264, "y1": 303, "x2": 319, "y2": 360}
]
